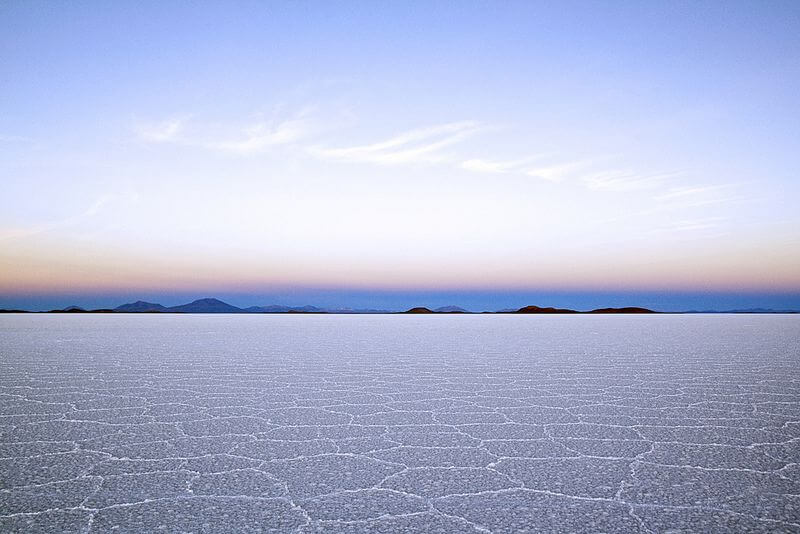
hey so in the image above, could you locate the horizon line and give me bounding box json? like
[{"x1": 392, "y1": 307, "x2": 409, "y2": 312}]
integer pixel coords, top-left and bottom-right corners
[{"x1": 2, "y1": 296, "x2": 799, "y2": 315}]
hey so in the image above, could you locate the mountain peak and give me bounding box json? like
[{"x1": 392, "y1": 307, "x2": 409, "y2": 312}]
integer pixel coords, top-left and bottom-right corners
[
  {"x1": 515, "y1": 305, "x2": 578, "y2": 314},
  {"x1": 188, "y1": 298, "x2": 226, "y2": 305},
  {"x1": 167, "y1": 298, "x2": 243, "y2": 313}
]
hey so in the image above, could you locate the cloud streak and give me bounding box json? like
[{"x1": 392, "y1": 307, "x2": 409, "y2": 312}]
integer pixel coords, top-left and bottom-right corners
[
  {"x1": 133, "y1": 109, "x2": 728, "y2": 215},
  {"x1": 135, "y1": 118, "x2": 186, "y2": 143},
  {"x1": 310, "y1": 121, "x2": 482, "y2": 166},
  {"x1": 209, "y1": 113, "x2": 317, "y2": 154},
  {"x1": 135, "y1": 110, "x2": 319, "y2": 155},
  {"x1": 460, "y1": 155, "x2": 548, "y2": 175}
]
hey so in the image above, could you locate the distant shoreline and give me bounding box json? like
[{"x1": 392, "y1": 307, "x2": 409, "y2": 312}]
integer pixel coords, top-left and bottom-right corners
[{"x1": 1, "y1": 298, "x2": 797, "y2": 315}]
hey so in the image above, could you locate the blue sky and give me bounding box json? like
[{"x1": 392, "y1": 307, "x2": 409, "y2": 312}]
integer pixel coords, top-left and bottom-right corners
[{"x1": 2, "y1": 1, "x2": 799, "y2": 310}]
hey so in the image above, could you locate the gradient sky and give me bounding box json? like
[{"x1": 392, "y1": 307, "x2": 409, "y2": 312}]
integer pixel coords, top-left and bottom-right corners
[{"x1": 2, "y1": 1, "x2": 799, "y2": 311}]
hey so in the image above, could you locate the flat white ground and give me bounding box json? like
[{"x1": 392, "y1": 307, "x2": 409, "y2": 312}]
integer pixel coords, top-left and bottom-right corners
[{"x1": 1, "y1": 314, "x2": 798, "y2": 533}]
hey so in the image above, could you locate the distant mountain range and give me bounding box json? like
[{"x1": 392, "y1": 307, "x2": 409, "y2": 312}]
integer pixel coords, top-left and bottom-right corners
[
  {"x1": 108, "y1": 298, "x2": 393, "y2": 314},
  {"x1": 405, "y1": 305, "x2": 657, "y2": 314},
  {"x1": 0, "y1": 298, "x2": 797, "y2": 314}
]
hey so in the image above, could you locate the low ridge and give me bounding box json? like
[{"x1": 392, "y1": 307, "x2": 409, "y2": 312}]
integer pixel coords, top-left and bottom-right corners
[
  {"x1": 514, "y1": 305, "x2": 579, "y2": 314},
  {"x1": 588, "y1": 307, "x2": 655, "y2": 314},
  {"x1": 434, "y1": 306, "x2": 470, "y2": 313},
  {"x1": 115, "y1": 301, "x2": 167, "y2": 313}
]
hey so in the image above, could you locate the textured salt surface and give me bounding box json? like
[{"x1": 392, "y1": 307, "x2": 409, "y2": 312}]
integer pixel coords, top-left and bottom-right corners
[{"x1": 0, "y1": 314, "x2": 798, "y2": 533}]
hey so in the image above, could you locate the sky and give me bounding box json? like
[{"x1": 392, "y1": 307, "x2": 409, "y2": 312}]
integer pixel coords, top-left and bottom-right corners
[{"x1": 2, "y1": 1, "x2": 799, "y2": 311}]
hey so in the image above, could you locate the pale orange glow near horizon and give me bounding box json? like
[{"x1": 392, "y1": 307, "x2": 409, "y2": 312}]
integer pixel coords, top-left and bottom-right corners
[{"x1": 3, "y1": 228, "x2": 798, "y2": 295}]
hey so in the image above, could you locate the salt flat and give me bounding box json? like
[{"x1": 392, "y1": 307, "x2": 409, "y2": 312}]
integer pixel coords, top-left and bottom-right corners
[{"x1": 1, "y1": 314, "x2": 798, "y2": 533}]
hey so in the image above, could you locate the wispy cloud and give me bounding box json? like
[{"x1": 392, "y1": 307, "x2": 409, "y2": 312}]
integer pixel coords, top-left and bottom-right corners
[
  {"x1": 135, "y1": 109, "x2": 319, "y2": 154},
  {"x1": 133, "y1": 110, "x2": 709, "y2": 207},
  {"x1": 459, "y1": 151, "x2": 687, "y2": 195},
  {"x1": 653, "y1": 185, "x2": 727, "y2": 201},
  {"x1": 461, "y1": 157, "x2": 601, "y2": 184},
  {"x1": 209, "y1": 112, "x2": 317, "y2": 154},
  {"x1": 525, "y1": 161, "x2": 591, "y2": 183},
  {"x1": 460, "y1": 155, "x2": 547, "y2": 175},
  {"x1": 135, "y1": 117, "x2": 186, "y2": 143},
  {"x1": 311, "y1": 121, "x2": 481, "y2": 166}
]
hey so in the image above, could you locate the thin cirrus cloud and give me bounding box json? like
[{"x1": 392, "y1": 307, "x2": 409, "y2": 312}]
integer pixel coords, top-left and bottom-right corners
[
  {"x1": 461, "y1": 157, "x2": 597, "y2": 184},
  {"x1": 134, "y1": 117, "x2": 186, "y2": 143},
  {"x1": 653, "y1": 184, "x2": 728, "y2": 201},
  {"x1": 461, "y1": 154, "x2": 688, "y2": 194},
  {"x1": 209, "y1": 110, "x2": 320, "y2": 154},
  {"x1": 136, "y1": 112, "x2": 664, "y2": 193},
  {"x1": 134, "y1": 114, "x2": 487, "y2": 165},
  {"x1": 309, "y1": 121, "x2": 482, "y2": 166},
  {"x1": 460, "y1": 155, "x2": 547, "y2": 175},
  {"x1": 139, "y1": 115, "x2": 491, "y2": 169},
  {"x1": 134, "y1": 111, "x2": 319, "y2": 154},
  {"x1": 133, "y1": 110, "x2": 724, "y2": 211},
  {"x1": 461, "y1": 157, "x2": 602, "y2": 185}
]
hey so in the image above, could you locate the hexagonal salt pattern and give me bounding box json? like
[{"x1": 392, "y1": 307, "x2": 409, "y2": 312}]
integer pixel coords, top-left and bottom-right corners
[{"x1": 1, "y1": 313, "x2": 799, "y2": 533}]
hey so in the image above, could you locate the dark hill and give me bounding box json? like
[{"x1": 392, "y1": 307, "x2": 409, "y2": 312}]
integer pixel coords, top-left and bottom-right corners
[
  {"x1": 588, "y1": 307, "x2": 656, "y2": 314},
  {"x1": 167, "y1": 298, "x2": 243, "y2": 313},
  {"x1": 514, "y1": 305, "x2": 579, "y2": 314},
  {"x1": 405, "y1": 307, "x2": 434, "y2": 313}
]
